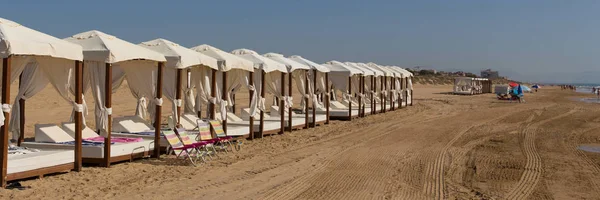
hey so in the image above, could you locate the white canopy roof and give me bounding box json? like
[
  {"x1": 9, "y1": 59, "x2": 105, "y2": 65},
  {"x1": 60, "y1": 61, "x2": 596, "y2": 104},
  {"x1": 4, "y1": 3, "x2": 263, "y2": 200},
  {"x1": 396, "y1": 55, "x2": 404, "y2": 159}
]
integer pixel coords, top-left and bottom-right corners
[
  {"x1": 345, "y1": 62, "x2": 376, "y2": 76},
  {"x1": 391, "y1": 66, "x2": 413, "y2": 77},
  {"x1": 64, "y1": 30, "x2": 165, "y2": 63},
  {"x1": 323, "y1": 61, "x2": 363, "y2": 76},
  {"x1": 190, "y1": 44, "x2": 254, "y2": 72},
  {"x1": 230, "y1": 49, "x2": 287, "y2": 73},
  {"x1": 139, "y1": 39, "x2": 218, "y2": 70},
  {"x1": 263, "y1": 52, "x2": 311, "y2": 72},
  {"x1": 367, "y1": 63, "x2": 394, "y2": 77},
  {"x1": 381, "y1": 66, "x2": 403, "y2": 78},
  {"x1": 288, "y1": 55, "x2": 330, "y2": 73},
  {"x1": 0, "y1": 18, "x2": 82, "y2": 61}
]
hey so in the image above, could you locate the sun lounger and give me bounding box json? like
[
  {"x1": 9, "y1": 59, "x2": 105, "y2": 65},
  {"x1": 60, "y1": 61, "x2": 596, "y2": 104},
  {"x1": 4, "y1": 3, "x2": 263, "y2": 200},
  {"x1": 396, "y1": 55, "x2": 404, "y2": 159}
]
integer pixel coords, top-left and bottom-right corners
[
  {"x1": 163, "y1": 130, "x2": 202, "y2": 166},
  {"x1": 270, "y1": 105, "x2": 307, "y2": 129},
  {"x1": 22, "y1": 124, "x2": 155, "y2": 165},
  {"x1": 61, "y1": 122, "x2": 143, "y2": 143}
]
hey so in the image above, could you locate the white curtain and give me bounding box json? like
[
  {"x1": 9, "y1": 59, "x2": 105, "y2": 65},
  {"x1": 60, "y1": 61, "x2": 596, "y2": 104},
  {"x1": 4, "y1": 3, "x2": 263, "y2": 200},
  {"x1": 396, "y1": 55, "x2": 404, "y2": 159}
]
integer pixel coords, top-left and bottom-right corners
[
  {"x1": 293, "y1": 70, "x2": 309, "y2": 111},
  {"x1": 190, "y1": 67, "x2": 214, "y2": 118},
  {"x1": 229, "y1": 70, "x2": 259, "y2": 117},
  {"x1": 8, "y1": 62, "x2": 49, "y2": 140},
  {"x1": 68, "y1": 65, "x2": 91, "y2": 124},
  {"x1": 183, "y1": 71, "x2": 196, "y2": 114},
  {"x1": 119, "y1": 60, "x2": 161, "y2": 123},
  {"x1": 351, "y1": 75, "x2": 363, "y2": 104},
  {"x1": 265, "y1": 71, "x2": 289, "y2": 109},
  {"x1": 252, "y1": 70, "x2": 265, "y2": 115},
  {"x1": 0, "y1": 56, "x2": 32, "y2": 128},
  {"x1": 312, "y1": 72, "x2": 327, "y2": 108},
  {"x1": 364, "y1": 76, "x2": 373, "y2": 104},
  {"x1": 87, "y1": 61, "x2": 126, "y2": 137},
  {"x1": 163, "y1": 68, "x2": 184, "y2": 122}
]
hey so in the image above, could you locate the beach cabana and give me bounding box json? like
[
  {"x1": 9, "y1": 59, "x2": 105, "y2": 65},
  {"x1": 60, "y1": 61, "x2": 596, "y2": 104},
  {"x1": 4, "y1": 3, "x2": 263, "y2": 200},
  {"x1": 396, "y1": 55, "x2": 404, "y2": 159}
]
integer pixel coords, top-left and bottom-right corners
[
  {"x1": 23, "y1": 30, "x2": 166, "y2": 168},
  {"x1": 345, "y1": 62, "x2": 377, "y2": 116},
  {"x1": 115, "y1": 39, "x2": 219, "y2": 146},
  {"x1": 0, "y1": 17, "x2": 84, "y2": 187},
  {"x1": 264, "y1": 53, "x2": 317, "y2": 131},
  {"x1": 230, "y1": 49, "x2": 288, "y2": 137},
  {"x1": 190, "y1": 45, "x2": 255, "y2": 138},
  {"x1": 288, "y1": 55, "x2": 331, "y2": 125},
  {"x1": 366, "y1": 63, "x2": 396, "y2": 112},
  {"x1": 322, "y1": 61, "x2": 363, "y2": 120},
  {"x1": 382, "y1": 66, "x2": 407, "y2": 109}
]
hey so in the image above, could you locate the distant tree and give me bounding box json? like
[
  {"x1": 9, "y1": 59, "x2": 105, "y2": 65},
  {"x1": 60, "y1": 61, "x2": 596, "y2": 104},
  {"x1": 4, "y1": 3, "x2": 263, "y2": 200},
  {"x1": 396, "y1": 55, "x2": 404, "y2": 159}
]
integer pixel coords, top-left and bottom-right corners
[{"x1": 419, "y1": 70, "x2": 435, "y2": 75}]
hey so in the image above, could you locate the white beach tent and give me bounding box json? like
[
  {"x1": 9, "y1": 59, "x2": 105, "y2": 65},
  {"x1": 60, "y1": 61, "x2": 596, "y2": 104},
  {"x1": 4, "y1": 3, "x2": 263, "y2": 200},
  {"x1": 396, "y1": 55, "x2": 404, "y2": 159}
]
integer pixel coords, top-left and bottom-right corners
[
  {"x1": 230, "y1": 49, "x2": 288, "y2": 136},
  {"x1": 288, "y1": 55, "x2": 331, "y2": 125},
  {"x1": 264, "y1": 52, "x2": 315, "y2": 130},
  {"x1": 59, "y1": 30, "x2": 166, "y2": 167},
  {"x1": 322, "y1": 61, "x2": 363, "y2": 120},
  {"x1": 381, "y1": 65, "x2": 406, "y2": 108},
  {"x1": 139, "y1": 39, "x2": 218, "y2": 129},
  {"x1": 0, "y1": 17, "x2": 84, "y2": 186},
  {"x1": 191, "y1": 44, "x2": 255, "y2": 137},
  {"x1": 347, "y1": 62, "x2": 383, "y2": 115}
]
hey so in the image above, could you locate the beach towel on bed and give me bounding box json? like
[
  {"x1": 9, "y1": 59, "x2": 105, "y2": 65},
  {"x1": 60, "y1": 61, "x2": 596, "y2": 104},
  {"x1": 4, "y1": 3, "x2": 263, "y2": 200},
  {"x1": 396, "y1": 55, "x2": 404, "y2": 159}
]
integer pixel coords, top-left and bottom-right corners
[
  {"x1": 52, "y1": 140, "x2": 112, "y2": 146},
  {"x1": 84, "y1": 136, "x2": 143, "y2": 143},
  {"x1": 116, "y1": 130, "x2": 156, "y2": 136}
]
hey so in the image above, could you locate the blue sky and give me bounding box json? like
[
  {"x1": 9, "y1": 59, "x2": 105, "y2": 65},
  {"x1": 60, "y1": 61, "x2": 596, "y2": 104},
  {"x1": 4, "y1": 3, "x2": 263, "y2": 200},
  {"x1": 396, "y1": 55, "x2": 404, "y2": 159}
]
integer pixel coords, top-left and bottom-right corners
[{"x1": 4, "y1": 0, "x2": 600, "y2": 83}]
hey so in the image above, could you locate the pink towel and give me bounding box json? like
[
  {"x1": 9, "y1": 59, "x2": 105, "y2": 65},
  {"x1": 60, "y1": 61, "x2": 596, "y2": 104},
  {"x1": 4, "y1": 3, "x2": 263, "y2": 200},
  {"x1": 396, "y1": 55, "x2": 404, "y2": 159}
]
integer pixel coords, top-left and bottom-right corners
[{"x1": 84, "y1": 136, "x2": 143, "y2": 143}]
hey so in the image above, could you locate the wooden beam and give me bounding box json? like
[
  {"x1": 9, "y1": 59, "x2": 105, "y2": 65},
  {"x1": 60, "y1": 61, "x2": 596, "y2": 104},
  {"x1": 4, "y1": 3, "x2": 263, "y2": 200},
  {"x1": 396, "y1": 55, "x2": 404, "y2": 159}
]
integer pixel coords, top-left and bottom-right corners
[
  {"x1": 311, "y1": 69, "x2": 316, "y2": 126},
  {"x1": 1, "y1": 56, "x2": 11, "y2": 188},
  {"x1": 371, "y1": 76, "x2": 375, "y2": 115},
  {"x1": 18, "y1": 73, "x2": 24, "y2": 146},
  {"x1": 259, "y1": 71, "x2": 265, "y2": 138},
  {"x1": 381, "y1": 76, "x2": 385, "y2": 113},
  {"x1": 74, "y1": 60, "x2": 83, "y2": 171},
  {"x1": 210, "y1": 69, "x2": 216, "y2": 121},
  {"x1": 304, "y1": 70, "x2": 309, "y2": 129},
  {"x1": 288, "y1": 73, "x2": 292, "y2": 132},
  {"x1": 248, "y1": 71, "x2": 254, "y2": 140},
  {"x1": 279, "y1": 72, "x2": 285, "y2": 134},
  {"x1": 348, "y1": 76, "x2": 352, "y2": 121},
  {"x1": 222, "y1": 71, "x2": 227, "y2": 134},
  {"x1": 325, "y1": 73, "x2": 330, "y2": 124},
  {"x1": 103, "y1": 63, "x2": 112, "y2": 168},
  {"x1": 175, "y1": 69, "x2": 183, "y2": 127},
  {"x1": 153, "y1": 62, "x2": 164, "y2": 159},
  {"x1": 358, "y1": 76, "x2": 362, "y2": 118}
]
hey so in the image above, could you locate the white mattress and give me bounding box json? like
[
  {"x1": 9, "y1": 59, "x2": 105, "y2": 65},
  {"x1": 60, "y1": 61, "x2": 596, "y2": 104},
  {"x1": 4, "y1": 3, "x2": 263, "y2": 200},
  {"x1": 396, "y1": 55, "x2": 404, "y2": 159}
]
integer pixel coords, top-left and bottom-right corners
[
  {"x1": 224, "y1": 125, "x2": 250, "y2": 136},
  {"x1": 21, "y1": 139, "x2": 155, "y2": 158},
  {"x1": 317, "y1": 108, "x2": 360, "y2": 117},
  {"x1": 7, "y1": 149, "x2": 74, "y2": 174},
  {"x1": 227, "y1": 120, "x2": 281, "y2": 132}
]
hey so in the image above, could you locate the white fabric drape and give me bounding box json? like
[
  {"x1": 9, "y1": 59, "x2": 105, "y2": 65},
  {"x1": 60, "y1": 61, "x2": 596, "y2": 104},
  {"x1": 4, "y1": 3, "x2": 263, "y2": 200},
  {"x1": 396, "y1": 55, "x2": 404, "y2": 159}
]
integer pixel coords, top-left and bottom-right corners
[
  {"x1": 310, "y1": 72, "x2": 327, "y2": 108},
  {"x1": 119, "y1": 60, "x2": 160, "y2": 123},
  {"x1": 87, "y1": 61, "x2": 125, "y2": 137},
  {"x1": 266, "y1": 71, "x2": 289, "y2": 109},
  {"x1": 253, "y1": 71, "x2": 266, "y2": 114},
  {"x1": 8, "y1": 62, "x2": 48, "y2": 140},
  {"x1": 163, "y1": 68, "x2": 184, "y2": 122},
  {"x1": 0, "y1": 56, "x2": 32, "y2": 128},
  {"x1": 190, "y1": 67, "x2": 214, "y2": 117},
  {"x1": 183, "y1": 74, "x2": 196, "y2": 114},
  {"x1": 228, "y1": 70, "x2": 258, "y2": 117},
  {"x1": 293, "y1": 70, "x2": 309, "y2": 111}
]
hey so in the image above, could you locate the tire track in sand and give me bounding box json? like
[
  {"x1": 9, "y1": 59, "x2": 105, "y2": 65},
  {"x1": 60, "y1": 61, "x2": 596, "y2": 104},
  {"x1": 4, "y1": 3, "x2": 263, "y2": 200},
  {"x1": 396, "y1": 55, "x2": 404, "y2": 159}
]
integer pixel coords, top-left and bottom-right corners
[
  {"x1": 505, "y1": 110, "x2": 576, "y2": 200},
  {"x1": 422, "y1": 109, "x2": 527, "y2": 199}
]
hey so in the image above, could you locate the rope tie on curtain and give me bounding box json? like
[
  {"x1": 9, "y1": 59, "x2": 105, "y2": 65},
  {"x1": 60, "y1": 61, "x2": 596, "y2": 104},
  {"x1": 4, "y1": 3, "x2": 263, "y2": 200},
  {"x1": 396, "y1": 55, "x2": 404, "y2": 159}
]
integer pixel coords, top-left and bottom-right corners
[
  {"x1": 98, "y1": 107, "x2": 112, "y2": 137},
  {"x1": 2, "y1": 104, "x2": 11, "y2": 113},
  {"x1": 209, "y1": 97, "x2": 217, "y2": 104},
  {"x1": 248, "y1": 85, "x2": 255, "y2": 91},
  {"x1": 154, "y1": 98, "x2": 163, "y2": 106},
  {"x1": 175, "y1": 99, "x2": 183, "y2": 107},
  {"x1": 283, "y1": 96, "x2": 294, "y2": 109},
  {"x1": 72, "y1": 102, "x2": 84, "y2": 112}
]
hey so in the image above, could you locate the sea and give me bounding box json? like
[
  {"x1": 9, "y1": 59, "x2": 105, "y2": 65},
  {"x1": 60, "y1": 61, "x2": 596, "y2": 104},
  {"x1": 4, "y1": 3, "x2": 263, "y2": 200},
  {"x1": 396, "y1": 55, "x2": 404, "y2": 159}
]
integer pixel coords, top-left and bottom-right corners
[{"x1": 572, "y1": 84, "x2": 600, "y2": 103}]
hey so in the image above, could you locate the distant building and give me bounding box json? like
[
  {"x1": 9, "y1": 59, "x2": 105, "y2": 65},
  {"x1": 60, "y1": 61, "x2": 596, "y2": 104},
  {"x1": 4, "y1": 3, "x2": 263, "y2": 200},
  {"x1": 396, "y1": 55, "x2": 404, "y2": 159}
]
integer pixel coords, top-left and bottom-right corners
[{"x1": 481, "y1": 69, "x2": 499, "y2": 79}]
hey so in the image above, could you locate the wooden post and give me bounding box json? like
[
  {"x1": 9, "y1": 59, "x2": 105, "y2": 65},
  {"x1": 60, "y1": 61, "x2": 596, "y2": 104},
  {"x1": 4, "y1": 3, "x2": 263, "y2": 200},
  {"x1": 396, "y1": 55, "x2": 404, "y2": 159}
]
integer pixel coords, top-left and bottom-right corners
[
  {"x1": 248, "y1": 71, "x2": 254, "y2": 140},
  {"x1": 18, "y1": 73, "x2": 24, "y2": 146},
  {"x1": 210, "y1": 69, "x2": 216, "y2": 120},
  {"x1": 371, "y1": 76, "x2": 376, "y2": 115},
  {"x1": 74, "y1": 60, "x2": 83, "y2": 171},
  {"x1": 222, "y1": 71, "x2": 227, "y2": 134},
  {"x1": 287, "y1": 73, "x2": 292, "y2": 132},
  {"x1": 325, "y1": 73, "x2": 330, "y2": 124},
  {"x1": 304, "y1": 70, "x2": 309, "y2": 129},
  {"x1": 312, "y1": 69, "x2": 317, "y2": 126},
  {"x1": 279, "y1": 72, "x2": 285, "y2": 134},
  {"x1": 1, "y1": 57, "x2": 12, "y2": 188},
  {"x1": 153, "y1": 62, "x2": 164, "y2": 159},
  {"x1": 381, "y1": 76, "x2": 385, "y2": 113},
  {"x1": 259, "y1": 71, "x2": 266, "y2": 138},
  {"x1": 348, "y1": 76, "x2": 352, "y2": 121},
  {"x1": 358, "y1": 75, "x2": 363, "y2": 117},
  {"x1": 410, "y1": 77, "x2": 413, "y2": 106},
  {"x1": 391, "y1": 77, "x2": 395, "y2": 111},
  {"x1": 175, "y1": 69, "x2": 183, "y2": 127},
  {"x1": 103, "y1": 63, "x2": 112, "y2": 167}
]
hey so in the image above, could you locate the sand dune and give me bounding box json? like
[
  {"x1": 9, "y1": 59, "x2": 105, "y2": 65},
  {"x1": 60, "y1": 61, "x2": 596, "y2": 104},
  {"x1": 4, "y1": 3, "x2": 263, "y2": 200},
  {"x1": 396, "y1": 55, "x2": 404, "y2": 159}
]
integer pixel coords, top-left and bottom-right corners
[{"x1": 2, "y1": 84, "x2": 600, "y2": 199}]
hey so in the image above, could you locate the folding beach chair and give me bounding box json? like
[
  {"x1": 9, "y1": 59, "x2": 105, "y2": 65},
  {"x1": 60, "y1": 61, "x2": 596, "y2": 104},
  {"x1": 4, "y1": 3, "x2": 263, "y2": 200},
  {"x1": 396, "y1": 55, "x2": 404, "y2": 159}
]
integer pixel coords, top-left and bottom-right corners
[
  {"x1": 162, "y1": 130, "x2": 201, "y2": 166},
  {"x1": 174, "y1": 129, "x2": 213, "y2": 162},
  {"x1": 209, "y1": 120, "x2": 239, "y2": 152}
]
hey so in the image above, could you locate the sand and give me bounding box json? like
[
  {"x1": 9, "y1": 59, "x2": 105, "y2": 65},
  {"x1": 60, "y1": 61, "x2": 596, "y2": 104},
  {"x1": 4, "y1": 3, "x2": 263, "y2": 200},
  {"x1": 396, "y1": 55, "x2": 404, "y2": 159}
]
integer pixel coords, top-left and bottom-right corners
[{"x1": 2, "y1": 83, "x2": 600, "y2": 199}]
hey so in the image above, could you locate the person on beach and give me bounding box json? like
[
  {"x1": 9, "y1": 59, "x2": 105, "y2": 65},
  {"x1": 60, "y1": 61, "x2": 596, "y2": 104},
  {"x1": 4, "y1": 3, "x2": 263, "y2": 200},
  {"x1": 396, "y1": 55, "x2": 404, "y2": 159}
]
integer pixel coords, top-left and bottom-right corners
[{"x1": 509, "y1": 84, "x2": 525, "y2": 103}]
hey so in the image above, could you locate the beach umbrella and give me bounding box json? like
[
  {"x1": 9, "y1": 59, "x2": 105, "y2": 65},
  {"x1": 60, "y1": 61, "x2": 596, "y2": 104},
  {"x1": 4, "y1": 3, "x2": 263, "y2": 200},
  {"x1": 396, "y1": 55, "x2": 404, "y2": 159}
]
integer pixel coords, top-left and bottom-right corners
[
  {"x1": 509, "y1": 82, "x2": 519, "y2": 87},
  {"x1": 532, "y1": 85, "x2": 540, "y2": 89}
]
